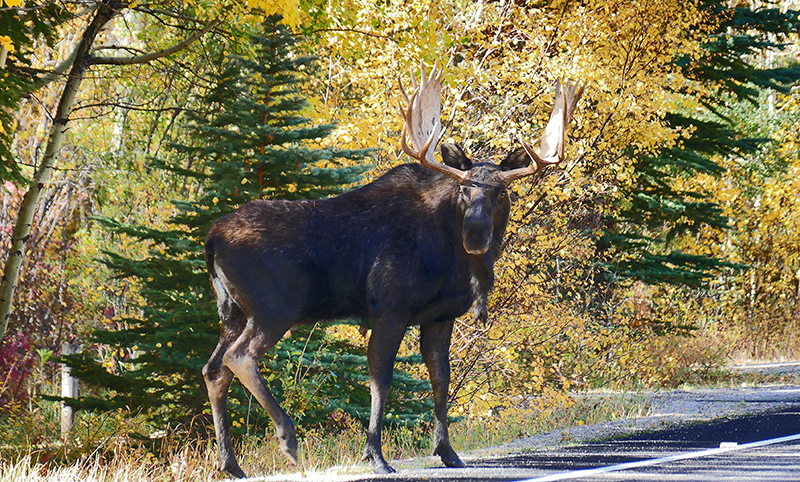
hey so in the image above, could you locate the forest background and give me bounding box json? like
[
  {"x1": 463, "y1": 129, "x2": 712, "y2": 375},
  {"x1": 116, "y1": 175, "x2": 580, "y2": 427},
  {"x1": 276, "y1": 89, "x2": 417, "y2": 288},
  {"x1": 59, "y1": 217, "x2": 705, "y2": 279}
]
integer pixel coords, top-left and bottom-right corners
[{"x1": 1, "y1": 0, "x2": 800, "y2": 479}]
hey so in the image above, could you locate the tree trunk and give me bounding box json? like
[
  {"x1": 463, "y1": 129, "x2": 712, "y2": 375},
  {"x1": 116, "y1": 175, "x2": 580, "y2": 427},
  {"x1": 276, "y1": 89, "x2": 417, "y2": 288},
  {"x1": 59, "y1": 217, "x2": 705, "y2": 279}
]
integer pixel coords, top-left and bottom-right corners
[
  {"x1": 0, "y1": 2, "x2": 218, "y2": 344},
  {"x1": 0, "y1": 1, "x2": 120, "y2": 344}
]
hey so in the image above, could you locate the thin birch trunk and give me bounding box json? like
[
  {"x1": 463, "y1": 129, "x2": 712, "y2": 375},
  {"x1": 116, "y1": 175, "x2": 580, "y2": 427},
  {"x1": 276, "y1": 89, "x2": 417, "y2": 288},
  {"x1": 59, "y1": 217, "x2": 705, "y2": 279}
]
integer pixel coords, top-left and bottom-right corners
[
  {"x1": 0, "y1": 1, "x2": 217, "y2": 344},
  {"x1": 0, "y1": 1, "x2": 119, "y2": 343}
]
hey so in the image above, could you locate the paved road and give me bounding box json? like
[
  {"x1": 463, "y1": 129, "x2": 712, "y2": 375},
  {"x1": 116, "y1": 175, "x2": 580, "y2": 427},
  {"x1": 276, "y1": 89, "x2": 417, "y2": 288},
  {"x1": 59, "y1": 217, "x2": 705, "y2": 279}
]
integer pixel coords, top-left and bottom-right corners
[
  {"x1": 359, "y1": 406, "x2": 800, "y2": 482},
  {"x1": 251, "y1": 387, "x2": 800, "y2": 482}
]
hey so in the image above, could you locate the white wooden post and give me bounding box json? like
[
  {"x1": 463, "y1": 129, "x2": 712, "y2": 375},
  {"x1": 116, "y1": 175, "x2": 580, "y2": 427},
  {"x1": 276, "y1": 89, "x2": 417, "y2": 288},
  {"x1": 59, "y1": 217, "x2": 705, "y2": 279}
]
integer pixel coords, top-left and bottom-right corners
[{"x1": 60, "y1": 342, "x2": 79, "y2": 438}]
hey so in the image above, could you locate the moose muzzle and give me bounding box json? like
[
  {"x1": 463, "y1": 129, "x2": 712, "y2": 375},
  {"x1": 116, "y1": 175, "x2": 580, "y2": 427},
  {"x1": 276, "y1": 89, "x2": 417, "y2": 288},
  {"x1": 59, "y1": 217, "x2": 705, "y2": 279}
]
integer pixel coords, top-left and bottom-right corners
[{"x1": 462, "y1": 210, "x2": 493, "y2": 255}]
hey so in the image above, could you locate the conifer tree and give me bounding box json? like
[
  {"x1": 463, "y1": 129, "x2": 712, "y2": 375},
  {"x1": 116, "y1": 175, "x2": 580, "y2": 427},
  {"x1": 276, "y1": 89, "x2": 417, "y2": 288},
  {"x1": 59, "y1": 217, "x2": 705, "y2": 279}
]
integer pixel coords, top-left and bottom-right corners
[
  {"x1": 62, "y1": 16, "x2": 432, "y2": 433},
  {"x1": 597, "y1": 3, "x2": 800, "y2": 292}
]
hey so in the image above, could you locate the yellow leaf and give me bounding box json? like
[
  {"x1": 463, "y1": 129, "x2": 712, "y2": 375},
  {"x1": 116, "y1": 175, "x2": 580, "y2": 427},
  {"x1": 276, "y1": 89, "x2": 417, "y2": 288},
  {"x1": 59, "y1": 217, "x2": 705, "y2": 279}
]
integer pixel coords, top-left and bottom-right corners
[{"x1": 0, "y1": 35, "x2": 14, "y2": 53}]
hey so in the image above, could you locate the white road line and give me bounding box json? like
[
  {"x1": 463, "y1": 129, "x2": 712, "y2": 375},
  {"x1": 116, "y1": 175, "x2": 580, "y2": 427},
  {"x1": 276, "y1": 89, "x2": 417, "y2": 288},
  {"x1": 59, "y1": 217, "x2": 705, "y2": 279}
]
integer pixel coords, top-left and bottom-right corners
[{"x1": 516, "y1": 432, "x2": 800, "y2": 482}]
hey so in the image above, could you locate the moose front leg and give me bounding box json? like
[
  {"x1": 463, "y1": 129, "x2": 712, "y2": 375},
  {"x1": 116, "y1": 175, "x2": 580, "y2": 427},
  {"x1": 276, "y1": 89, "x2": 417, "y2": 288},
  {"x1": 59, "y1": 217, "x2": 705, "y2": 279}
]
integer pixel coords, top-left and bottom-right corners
[
  {"x1": 362, "y1": 320, "x2": 407, "y2": 474},
  {"x1": 420, "y1": 319, "x2": 465, "y2": 468}
]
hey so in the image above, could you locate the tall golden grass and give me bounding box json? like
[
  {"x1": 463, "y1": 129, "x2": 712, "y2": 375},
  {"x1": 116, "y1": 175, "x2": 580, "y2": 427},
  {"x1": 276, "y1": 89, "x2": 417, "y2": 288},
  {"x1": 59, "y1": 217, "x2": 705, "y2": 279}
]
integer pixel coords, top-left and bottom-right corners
[{"x1": 0, "y1": 389, "x2": 660, "y2": 482}]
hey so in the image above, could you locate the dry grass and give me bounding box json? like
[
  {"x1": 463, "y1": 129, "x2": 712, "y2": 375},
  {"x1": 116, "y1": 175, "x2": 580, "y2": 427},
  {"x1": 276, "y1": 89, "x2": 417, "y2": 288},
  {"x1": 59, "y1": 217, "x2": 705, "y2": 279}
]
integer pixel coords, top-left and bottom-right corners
[{"x1": 0, "y1": 389, "x2": 659, "y2": 482}]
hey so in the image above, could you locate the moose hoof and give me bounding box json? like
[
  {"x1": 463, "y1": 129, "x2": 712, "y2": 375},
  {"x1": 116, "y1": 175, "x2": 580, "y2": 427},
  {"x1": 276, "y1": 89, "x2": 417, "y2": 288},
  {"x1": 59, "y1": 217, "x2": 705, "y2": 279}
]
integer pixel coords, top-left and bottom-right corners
[
  {"x1": 221, "y1": 461, "x2": 246, "y2": 479},
  {"x1": 276, "y1": 417, "x2": 299, "y2": 465},
  {"x1": 280, "y1": 444, "x2": 299, "y2": 465},
  {"x1": 278, "y1": 433, "x2": 299, "y2": 465},
  {"x1": 435, "y1": 445, "x2": 466, "y2": 468},
  {"x1": 441, "y1": 453, "x2": 466, "y2": 468},
  {"x1": 362, "y1": 449, "x2": 396, "y2": 474},
  {"x1": 370, "y1": 460, "x2": 396, "y2": 474}
]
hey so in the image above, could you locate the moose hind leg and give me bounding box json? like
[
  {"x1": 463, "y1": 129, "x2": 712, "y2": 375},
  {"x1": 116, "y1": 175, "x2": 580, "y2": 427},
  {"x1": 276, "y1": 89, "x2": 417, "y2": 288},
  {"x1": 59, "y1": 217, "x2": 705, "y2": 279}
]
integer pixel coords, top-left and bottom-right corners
[
  {"x1": 420, "y1": 319, "x2": 465, "y2": 468},
  {"x1": 223, "y1": 326, "x2": 298, "y2": 465},
  {"x1": 204, "y1": 339, "x2": 246, "y2": 478},
  {"x1": 362, "y1": 320, "x2": 407, "y2": 474}
]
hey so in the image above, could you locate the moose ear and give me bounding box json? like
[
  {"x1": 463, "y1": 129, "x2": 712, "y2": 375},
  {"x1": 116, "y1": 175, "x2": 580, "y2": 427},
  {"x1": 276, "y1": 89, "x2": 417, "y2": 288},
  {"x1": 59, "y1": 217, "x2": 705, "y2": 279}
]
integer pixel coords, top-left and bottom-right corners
[
  {"x1": 441, "y1": 143, "x2": 472, "y2": 170},
  {"x1": 498, "y1": 147, "x2": 531, "y2": 171}
]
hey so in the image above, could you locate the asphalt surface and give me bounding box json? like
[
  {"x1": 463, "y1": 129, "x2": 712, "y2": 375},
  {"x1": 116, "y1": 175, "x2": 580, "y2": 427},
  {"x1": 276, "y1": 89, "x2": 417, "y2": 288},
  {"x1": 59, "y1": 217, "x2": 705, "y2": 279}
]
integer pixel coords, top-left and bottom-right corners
[
  {"x1": 358, "y1": 406, "x2": 800, "y2": 482},
  {"x1": 249, "y1": 384, "x2": 800, "y2": 482}
]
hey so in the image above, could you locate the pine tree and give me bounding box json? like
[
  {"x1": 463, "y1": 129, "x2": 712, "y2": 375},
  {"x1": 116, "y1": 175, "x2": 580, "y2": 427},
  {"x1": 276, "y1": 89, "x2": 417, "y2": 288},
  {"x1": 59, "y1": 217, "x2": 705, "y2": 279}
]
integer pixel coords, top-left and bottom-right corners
[
  {"x1": 61, "y1": 16, "x2": 432, "y2": 434},
  {"x1": 597, "y1": 3, "x2": 800, "y2": 294}
]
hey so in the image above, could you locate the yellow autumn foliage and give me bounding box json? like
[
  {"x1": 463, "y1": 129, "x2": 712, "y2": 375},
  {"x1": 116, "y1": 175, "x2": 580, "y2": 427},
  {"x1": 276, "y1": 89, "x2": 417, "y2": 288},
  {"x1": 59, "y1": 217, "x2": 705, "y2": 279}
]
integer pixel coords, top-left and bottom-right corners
[
  {"x1": 668, "y1": 92, "x2": 800, "y2": 362},
  {"x1": 6, "y1": 0, "x2": 798, "y2": 433},
  {"x1": 295, "y1": 0, "x2": 716, "y2": 411},
  {"x1": 246, "y1": 0, "x2": 301, "y2": 27}
]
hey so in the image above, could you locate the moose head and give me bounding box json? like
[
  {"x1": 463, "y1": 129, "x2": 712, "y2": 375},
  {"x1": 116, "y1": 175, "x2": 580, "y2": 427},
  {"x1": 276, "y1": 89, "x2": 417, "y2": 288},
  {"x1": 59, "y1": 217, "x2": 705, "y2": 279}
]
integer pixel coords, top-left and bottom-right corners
[{"x1": 399, "y1": 64, "x2": 584, "y2": 256}]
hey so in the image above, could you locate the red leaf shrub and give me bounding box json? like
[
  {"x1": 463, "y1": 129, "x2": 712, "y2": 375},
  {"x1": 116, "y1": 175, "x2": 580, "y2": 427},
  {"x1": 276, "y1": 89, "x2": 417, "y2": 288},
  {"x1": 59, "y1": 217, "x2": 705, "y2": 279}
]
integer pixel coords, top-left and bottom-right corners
[{"x1": 0, "y1": 331, "x2": 35, "y2": 413}]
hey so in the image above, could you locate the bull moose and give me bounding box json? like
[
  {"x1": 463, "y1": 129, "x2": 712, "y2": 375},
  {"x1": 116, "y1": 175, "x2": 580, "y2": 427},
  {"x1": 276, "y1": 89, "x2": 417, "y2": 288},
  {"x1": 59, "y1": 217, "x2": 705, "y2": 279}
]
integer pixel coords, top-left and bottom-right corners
[{"x1": 202, "y1": 64, "x2": 584, "y2": 476}]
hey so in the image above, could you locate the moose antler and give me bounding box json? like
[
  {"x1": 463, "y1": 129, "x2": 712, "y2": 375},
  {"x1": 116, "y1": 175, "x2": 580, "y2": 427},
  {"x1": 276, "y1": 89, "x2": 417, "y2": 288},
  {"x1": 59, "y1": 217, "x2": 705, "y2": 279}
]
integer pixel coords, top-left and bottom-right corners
[
  {"x1": 398, "y1": 63, "x2": 468, "y2": 184},
  {"x1": 500, "y1": 81, "x2": 585, "y2": 184}
]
